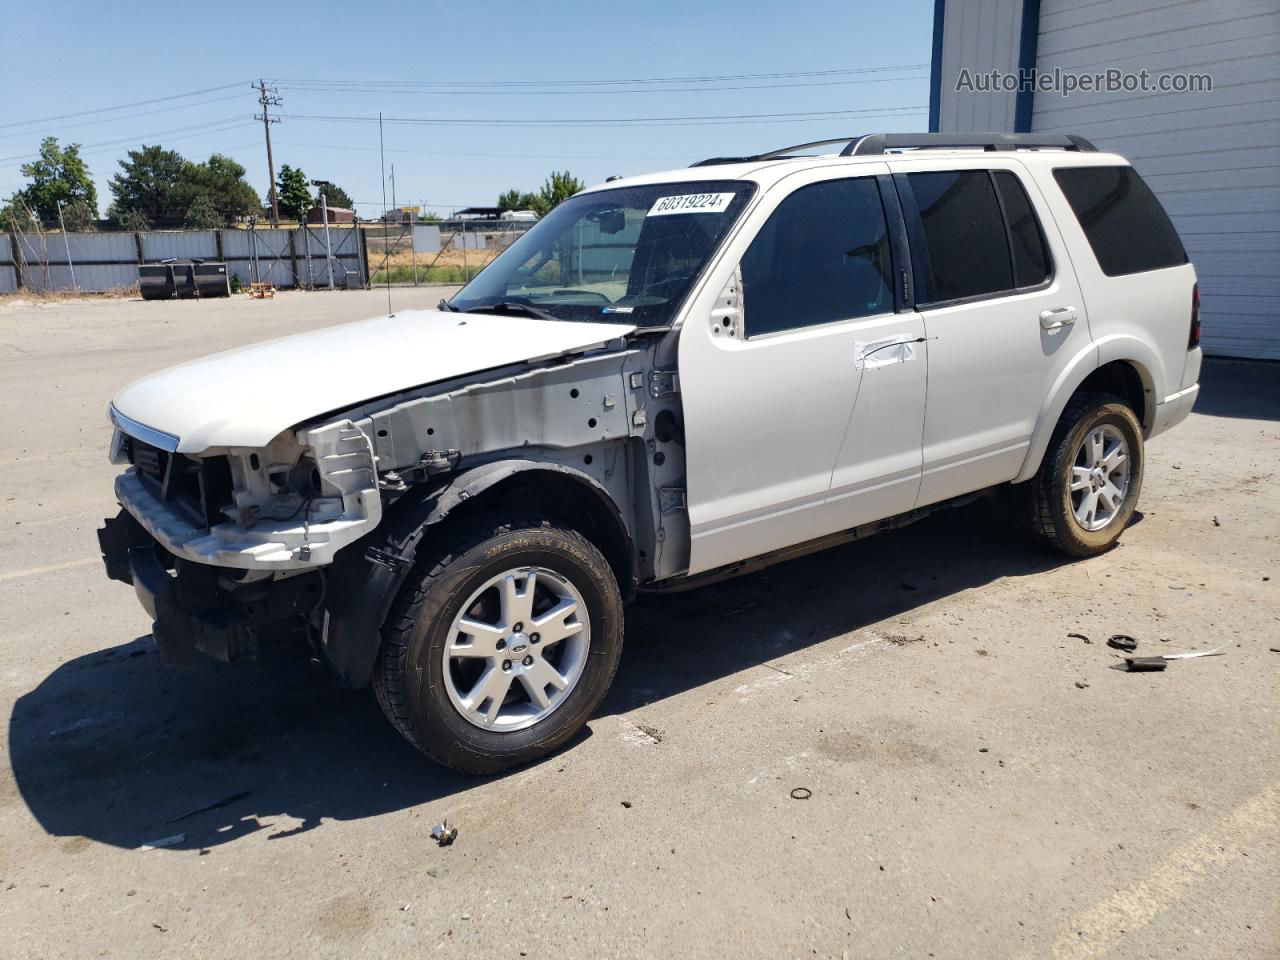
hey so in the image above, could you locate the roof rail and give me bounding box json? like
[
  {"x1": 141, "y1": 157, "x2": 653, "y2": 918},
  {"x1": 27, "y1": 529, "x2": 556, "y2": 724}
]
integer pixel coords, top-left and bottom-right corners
[
  {"x1": 690, "y1": 132, "x2": 1096, "y2": 167},
  {"x1": 842, "y1": 132, "x2": 1096, "y2": 155}
]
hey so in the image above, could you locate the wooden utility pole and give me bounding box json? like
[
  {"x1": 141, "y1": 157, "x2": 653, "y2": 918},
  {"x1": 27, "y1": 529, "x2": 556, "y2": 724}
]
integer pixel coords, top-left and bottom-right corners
[{"x1": 254, "y1": 80, "x2": 282, "y2": 226}]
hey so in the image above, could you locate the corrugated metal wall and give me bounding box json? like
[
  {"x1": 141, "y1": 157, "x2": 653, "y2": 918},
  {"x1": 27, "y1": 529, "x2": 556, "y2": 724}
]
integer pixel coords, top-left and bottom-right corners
[
  {"x1": 1031, "y1": 0, "x2": 1280, "y2": 359},
  {"x1": 1, "y1": 227, "x2": 367, "y2": 294},
  {"x1": 0, "y1": 239, "x2": 17, "y2": 293},
  {"x1": 11, "y1": 231, "x2": 139, "y2": 292},
  {"x1": 934, "y1": 0, "x2": 1025, "y2": 133}
]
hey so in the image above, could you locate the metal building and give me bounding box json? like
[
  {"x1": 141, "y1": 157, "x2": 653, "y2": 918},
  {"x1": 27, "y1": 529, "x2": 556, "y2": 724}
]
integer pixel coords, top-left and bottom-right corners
[{"x1": 929, "y1": 0, "x2": 1280, "y2": 359}]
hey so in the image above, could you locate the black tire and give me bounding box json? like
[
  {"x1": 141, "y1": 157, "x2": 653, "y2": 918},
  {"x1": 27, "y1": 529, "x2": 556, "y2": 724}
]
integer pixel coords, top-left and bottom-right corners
[
  {"x1": 1025, "y1": 392, "x2": 1144, "y2": 557},
  {"x1": 373, "y1": 513, "x2": 624, "y2": 774}
]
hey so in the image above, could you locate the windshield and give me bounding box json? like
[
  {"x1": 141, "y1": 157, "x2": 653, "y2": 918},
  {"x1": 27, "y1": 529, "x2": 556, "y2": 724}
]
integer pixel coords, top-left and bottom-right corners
[{"x1": 448, "y1": 180, "x2": 755, "y2": 327}]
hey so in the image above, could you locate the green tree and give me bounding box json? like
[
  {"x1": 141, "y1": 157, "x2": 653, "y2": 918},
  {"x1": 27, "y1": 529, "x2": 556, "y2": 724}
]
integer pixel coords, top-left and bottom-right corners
[
  {"x1": 275, "y1": 164, "x2": 312, "y2": 221},
  {"x1": 9, "y1": 137, "x2": 97, "y2": 225},
  {"x1": 317, "y1": 182, "x2": 353, "y2": 210},
  {"x1": 182, "y1": 153, "x2": 260, "y2": 223},
  {"x1": 115, "y1": 206, "x2": 152, "y2": 231},
  {"x1": 530, "y1": 171, "x2": 583, "y2": 217},
  {"x1": 109, "y1": 145, "x2": 188, "y2": 227},
  {"x1": 498, "y1": 188, "x2": 537, "y2": 212},
  {"x1": 183, "y1": 193, "x2": 222, "y2": 229}
]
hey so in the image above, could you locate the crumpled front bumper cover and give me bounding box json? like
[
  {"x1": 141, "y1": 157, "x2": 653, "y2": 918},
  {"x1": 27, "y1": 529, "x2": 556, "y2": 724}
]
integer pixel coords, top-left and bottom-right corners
[{"x1": 114, "y1": 468, "x2": 370, "y2": 570}]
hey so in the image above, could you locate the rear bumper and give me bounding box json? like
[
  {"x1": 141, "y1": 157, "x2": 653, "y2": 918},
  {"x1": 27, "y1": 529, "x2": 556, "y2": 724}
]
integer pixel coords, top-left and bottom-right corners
[
  {"x1": 98, "y1": 510, "x2": 318, "y2": 665},
  {"x1": 1149, "y1": 383, "x2": 1199, "y2": 440}
]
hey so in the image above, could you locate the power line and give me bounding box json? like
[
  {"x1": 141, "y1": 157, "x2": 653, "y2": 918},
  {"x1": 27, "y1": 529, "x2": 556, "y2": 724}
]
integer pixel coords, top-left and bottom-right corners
[
  {"x1": 273, "y1": 140, "x2": 690, "y2": 161},
  {"x1": 280, "y1": 105, "x2": 927, "y2": 129},
  {"x1": 0, "y1": 117, "x2": 256, "y2": 164},
  {"x1": 276, "y1": 73, "x2": 927, "y2": 98},
  {"x1": 0, "y1": 81, "x2": 248, "y2": 132},
  {"x1": 0, "y1": 92, "x2": 249, "y2": 143},
  {"x1": 277, "y1": 64, "x2": 929, "y2": 89}
]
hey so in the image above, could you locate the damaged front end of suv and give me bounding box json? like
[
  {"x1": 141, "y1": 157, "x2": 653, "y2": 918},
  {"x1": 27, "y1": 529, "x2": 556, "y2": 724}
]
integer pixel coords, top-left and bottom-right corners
[
  {"x1": 97, "y1": 176, "x2": 753, "y2": 771},
  {"x1": 99, "y1": 407, "x2": 382, "y2": 665}
]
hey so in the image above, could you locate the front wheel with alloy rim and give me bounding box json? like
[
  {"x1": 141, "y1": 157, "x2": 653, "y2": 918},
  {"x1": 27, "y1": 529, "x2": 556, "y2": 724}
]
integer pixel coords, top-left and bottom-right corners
[
  {"x1": 1026, "y1": 392, "x2": 1145, "y2": 557},
  {"x1": 373, "y1": 514, "x2": 624, "y2": 774}
]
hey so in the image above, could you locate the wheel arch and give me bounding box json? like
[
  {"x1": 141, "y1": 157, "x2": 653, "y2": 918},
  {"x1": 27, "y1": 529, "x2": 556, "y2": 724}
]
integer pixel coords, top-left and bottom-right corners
[
  {"x1": 319, "y1": 460, "x2": 636, "y2": 688},
  {"x1": 1014, "y1": 343, "x2": 1157, "y2": 484}
]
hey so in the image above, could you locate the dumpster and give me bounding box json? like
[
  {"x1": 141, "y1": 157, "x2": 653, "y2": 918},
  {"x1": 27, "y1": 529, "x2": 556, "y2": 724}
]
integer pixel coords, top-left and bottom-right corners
[{"x1": 138, "y1": 260, "x2": 231, "y2": 300}]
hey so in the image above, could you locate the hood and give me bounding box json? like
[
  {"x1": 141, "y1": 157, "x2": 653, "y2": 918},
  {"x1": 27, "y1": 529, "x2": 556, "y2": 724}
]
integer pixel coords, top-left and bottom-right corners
[{"x1": 111, "y1": 309, "x2": 636, "y2": 453}]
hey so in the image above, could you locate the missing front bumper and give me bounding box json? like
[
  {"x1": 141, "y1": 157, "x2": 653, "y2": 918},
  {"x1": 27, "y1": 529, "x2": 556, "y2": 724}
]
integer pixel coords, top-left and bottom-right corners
[{"x1": 98, "y1": 510, "x2": 321, "y2": 666}]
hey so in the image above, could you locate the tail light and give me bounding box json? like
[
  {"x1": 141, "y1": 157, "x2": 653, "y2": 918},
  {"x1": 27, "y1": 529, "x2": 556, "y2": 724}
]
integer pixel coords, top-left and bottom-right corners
[{"x1": 1188, "y1": 282, "x2": 1201, "y2": 349}]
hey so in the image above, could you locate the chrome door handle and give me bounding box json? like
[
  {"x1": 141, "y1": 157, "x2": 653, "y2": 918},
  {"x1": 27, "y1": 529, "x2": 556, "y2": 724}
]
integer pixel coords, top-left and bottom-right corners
[{"x1": 1039, "y1": 306, "x2": 1077, "y2": 330}]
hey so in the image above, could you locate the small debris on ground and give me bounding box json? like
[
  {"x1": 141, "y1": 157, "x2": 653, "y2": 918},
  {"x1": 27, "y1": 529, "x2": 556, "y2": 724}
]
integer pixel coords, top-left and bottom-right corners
[
  {"x1": 1106, "y1": 634, "x2": 1139, "y2": 652},
  {"x1": 1212, "y1": 516, "x2": 1221, "y2": 527},
  {"x1": 620, "y1": 800, "x2": 632, "y2": 809},
  {"x1": 151, "y1": 923, "x2": 167, "y2": 933},
  {"x1": 139, "y1": 834, "x2": 184, "y2": 850},
  {"x1": 430, "y1": 822, "x2": 458, "y2": 847},
  {"x1": 1068, "y1": 633, "x2": 1092, "y2": 644},
  {"x1": 635, "y1": 722, "x2": 664, "y2": 742},
  {"x1": 1161, "y1": 642, "x2": 1231, "y2": 660},
  {"x1": 1075, "y1": 681, "x2": 1090, "y2": 689},
  {"x1": 167, "y1": 790, "x2": 253, "y2": 824},
  {"x1": 1112, "y1": 656, "x2": 1167, "y2": 673},
  {"x1": 883, "y1": 634, "x2": 925, "y2": 646},
  {"x1": 790, "y1": 787, "x2": 812, "y2": 800}
]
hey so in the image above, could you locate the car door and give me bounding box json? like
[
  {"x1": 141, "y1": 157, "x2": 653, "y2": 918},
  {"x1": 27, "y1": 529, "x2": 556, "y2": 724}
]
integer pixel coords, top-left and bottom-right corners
[
  {"x1": 678, "y1": 164, "x2": 927, "y2": 576},
  {"x1": 890, "y1": 158, "x2": 1093, "y2": 505}
]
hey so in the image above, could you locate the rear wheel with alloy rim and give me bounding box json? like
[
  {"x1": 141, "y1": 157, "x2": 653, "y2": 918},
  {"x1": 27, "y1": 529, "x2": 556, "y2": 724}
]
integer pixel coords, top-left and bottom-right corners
[
  {"x1": 374, "y1": 514, "x2": 623, "y2": 773},
  {"x1": 1026, "y1": 392, "x2": 1144, "y2": 557}
]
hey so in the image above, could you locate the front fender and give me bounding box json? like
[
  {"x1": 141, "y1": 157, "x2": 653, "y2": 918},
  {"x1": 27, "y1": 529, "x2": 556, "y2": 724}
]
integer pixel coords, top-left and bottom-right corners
[{"x1": 318, "y1": 459, "x2": 633, "y2": 687}]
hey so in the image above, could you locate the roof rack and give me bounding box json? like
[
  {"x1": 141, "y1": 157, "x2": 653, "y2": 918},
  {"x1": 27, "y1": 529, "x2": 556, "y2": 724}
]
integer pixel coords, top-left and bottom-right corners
[{"x1": 690, "y1": 132, "x2": 1097, "y2": 167}]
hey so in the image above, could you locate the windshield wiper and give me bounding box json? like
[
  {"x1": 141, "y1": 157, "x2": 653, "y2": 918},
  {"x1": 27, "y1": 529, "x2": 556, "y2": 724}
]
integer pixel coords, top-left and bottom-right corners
[
  {"x1": 462, "y1": 301, "x2": 558, "y2": 321},
  {"x1": 438, "y1": 299, "x2": 460, "y2": 312}
]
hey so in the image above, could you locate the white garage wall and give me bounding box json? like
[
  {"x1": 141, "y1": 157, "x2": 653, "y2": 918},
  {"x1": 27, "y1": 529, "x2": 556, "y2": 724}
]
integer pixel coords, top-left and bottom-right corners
[
  {"x1": 1031, "y1": 0, "x2": 1280, "y2": 359},
  {"x1": 934, "y1": 0, "x2": 1025, "y2": 133}
]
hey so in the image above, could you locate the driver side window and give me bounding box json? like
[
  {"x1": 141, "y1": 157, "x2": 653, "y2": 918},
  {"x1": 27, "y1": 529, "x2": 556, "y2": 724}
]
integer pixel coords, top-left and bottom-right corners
[{"x1": 741, "y1": 178, "x2": 894, "y2": 338}]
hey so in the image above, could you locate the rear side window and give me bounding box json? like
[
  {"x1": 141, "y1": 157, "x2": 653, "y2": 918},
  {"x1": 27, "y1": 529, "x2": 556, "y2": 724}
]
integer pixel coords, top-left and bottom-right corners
[
  {"x1": 907, "y1": 170, "x2": 1013, "y2": 301},
  {"x1": 993, "y1": 171, "x2": 1050, "y2": 287},
  {"x1": 741, "y1": 178, "x2": 893, "y2": 337},
  {"x1": 1053, "y1": 166, "x2": 1187, "y2": 276}
]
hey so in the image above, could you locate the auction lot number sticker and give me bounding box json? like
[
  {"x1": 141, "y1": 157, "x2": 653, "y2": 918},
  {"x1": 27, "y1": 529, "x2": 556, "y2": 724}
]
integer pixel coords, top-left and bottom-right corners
[{"x1": 647, "y1": 193, "x2": 736, "y2": 216}]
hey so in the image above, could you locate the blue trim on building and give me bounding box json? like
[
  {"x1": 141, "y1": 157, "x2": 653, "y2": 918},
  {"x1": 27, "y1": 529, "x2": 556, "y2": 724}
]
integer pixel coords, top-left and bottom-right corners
[
  {"x1": 1014, "y1": 0, "x2": 1042, "y2": 132},
  {"x1": 928, "y1": 0, "x2": 946, "y2": 132}
]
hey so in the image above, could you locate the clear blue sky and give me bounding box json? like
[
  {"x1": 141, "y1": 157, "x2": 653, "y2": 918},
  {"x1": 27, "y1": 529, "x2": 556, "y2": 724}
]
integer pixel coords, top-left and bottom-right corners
[{"x1": 0, "y1": 0, "x2": 934, "y2": 218}]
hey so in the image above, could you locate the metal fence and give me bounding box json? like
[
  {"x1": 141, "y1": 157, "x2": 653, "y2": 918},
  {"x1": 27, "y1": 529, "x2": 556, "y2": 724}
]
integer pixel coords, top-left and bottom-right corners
[{"x1": 0, "y1": 226, "x2": 369, "y2": 294}]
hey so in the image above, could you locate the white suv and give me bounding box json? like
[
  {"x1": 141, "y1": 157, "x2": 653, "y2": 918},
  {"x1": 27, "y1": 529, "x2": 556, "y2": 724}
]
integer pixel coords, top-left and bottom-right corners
[{"x1": 98, "y1": 133, "x2": 1202, "y2": 772}]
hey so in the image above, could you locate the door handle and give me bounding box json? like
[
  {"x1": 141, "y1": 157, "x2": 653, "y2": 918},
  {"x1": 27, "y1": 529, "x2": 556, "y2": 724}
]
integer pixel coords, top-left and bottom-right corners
[{"x1": 1039, "y1": 306, "x2": 1077, "y2": 330}]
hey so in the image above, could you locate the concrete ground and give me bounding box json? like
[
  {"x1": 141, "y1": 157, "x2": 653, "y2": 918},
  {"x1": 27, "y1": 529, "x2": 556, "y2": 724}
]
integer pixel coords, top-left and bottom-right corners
[{"x1": 0, "y1": 289, "x2": 1276, "y2": 960}]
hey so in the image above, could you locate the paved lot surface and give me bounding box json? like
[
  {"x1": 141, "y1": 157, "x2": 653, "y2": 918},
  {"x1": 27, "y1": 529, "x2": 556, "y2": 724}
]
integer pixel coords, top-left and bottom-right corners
[{"x1": 1, "y1": 290, "x2": 1277, "y2": 960}]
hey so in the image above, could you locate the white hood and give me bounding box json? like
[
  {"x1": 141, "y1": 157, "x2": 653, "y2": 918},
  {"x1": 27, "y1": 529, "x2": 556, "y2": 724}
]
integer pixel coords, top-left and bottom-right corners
[{"x1": 112, "y1": 309, "x2": 635, "y2": 453}]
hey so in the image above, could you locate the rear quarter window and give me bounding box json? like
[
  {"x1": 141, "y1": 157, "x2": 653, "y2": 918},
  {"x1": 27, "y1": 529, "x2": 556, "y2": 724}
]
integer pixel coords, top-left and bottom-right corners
[{"x1": 1053, "y1": 166, "x2": 1187, "y2": 277}]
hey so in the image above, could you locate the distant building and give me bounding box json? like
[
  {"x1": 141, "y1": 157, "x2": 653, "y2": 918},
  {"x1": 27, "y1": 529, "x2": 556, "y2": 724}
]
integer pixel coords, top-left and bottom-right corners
[
  {"x1": 307, "y1": 206, "x2": 354, "y2": 225},
  {"x1": 453, "y1": 206, "x2": 503, "y2": 221}
]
